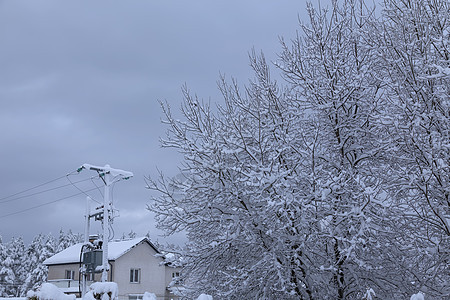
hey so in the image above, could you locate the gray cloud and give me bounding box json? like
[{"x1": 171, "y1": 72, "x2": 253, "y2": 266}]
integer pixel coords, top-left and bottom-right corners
[{"x1": 0, "y1": 0, "x2": 319, "y2": 244}]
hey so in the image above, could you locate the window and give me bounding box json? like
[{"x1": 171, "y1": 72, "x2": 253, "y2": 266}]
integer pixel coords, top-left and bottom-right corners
[
  {"x1": 0, "y1": 274, "x2": 5, "y2": 283},
  {"x1": 65, "y1": 270, "x2": 75, "y2": 280},
  {"x1": 86, "y1": 272, "x2": 94, "y2": 281},
  {"x1": 130, "y1": 268, "x2": 140, "y2": 283},
  {"x1": 128, "y1": 295, "x2": 143, "y2": 300},
  {"x1": 172, "y1": 272, "x2": 182, "y2": 284}
]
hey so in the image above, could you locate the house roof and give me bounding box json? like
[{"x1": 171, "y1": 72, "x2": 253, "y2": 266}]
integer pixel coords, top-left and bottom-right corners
[{"x1": 44, "y1": 237, "x2": 159, "y2": 265}]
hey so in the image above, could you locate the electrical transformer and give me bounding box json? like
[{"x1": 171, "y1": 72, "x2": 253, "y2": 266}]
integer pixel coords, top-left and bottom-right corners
[{"x1": 83, "y1": 250, "x2": 103, "y2": 273}]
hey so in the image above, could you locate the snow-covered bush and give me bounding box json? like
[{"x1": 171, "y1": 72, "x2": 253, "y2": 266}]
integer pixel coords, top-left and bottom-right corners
[
  {"x1": 83, "y1": 282, "x2": 118, "y2": 300},
  {"x1": 410, "y1": 292, "x2": 425, "y2": 300},
  {"x1": 196, "y1": 294, "x2": 213, "y2": 300},
  {"x1": 142, "y1": 292, "x2": 157, "y2": 300},
  {"x1": 26, "y1": 283, "x2": 75, "y2": 300}
]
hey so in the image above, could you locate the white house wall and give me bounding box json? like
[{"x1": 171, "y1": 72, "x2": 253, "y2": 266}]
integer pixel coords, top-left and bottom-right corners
[
  {"x1": 47, "y1": 263, "x2": 80, "y2": 281},
  {"x1": 112, "y1": 241, "x2": 167, "y2": 299}
]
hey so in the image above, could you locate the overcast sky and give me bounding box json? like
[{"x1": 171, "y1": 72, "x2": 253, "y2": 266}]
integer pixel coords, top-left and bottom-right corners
[{"x1": 0, "y1": 0, "x2": 324, "y2": 245}]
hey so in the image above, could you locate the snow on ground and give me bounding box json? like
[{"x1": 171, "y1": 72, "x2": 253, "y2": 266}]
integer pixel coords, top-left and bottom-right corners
[
  {"x1": 142, "y1": 292, "x2": 157, "y2": 300},
  {"x1": 196, "y1": 294, "x2": 213, "y2": 300},
  {"x1": 26, "y1": 283, "x2": 76, "y2": 300},
  {"x1": 0, "y1": 298, "x2": 81, "y2": 300}
]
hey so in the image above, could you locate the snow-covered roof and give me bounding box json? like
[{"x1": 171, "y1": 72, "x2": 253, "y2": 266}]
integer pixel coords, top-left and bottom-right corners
[{"x1": 44, "y1": 237, "x2": 158, "y2": 265}]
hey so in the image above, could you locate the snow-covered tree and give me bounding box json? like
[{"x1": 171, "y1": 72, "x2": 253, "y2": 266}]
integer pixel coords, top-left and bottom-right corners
[
  {"x1": 0, "y1": 235, "x2": 9, "y2": 297},
  {"x1": 149, "y1": 1, "x2": 385, "y2": 298},
  {"x1": 3, "y1": 237, "x2": 26, "y2": 297},
  {"x1": 373, "y1": 0, "x2": 450, "y2": 297},
  {"x1": 276, "y1": 0, "x2": 394, "y2": 297},
  {"x1": 23, "y1": 230, "x2": 81, "y2": 293},
  {"x1": 22, "y1": 234, "x2": 56, "y2": 293},
  {"x1": 22, "y1": 234, "x2": 43, "y2": 294},
  {"x1": 148, "y1": 0, "x2": 448, "y2": 298},
  {"x1": 121, "y1": 229, "x2": 137, "y2": 240},
  {"x1": 56, "y1": 229, "x2": 82, "y2": 252},
  {"x1": 0, "y1": 256, "x2": 16, "y2": 297},
  {"x1": 380, "y1": 0, "x2": 449, "y2": 238},
  {"x1": 0, "y1": 231, "x2": 82, "y2": 296},
  {"x1": 150, "y1": 62, "x2": 315, "y2": 298}
]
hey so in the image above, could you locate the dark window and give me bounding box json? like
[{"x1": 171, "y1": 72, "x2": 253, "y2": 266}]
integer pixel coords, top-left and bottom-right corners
[
  {"x1": 172, "y1": 272, "x2": 182, "y2": 284},
  {"x1": 65, "y1": 270, "x2": 75, "y2": 280},
  {"x1": 130, "y1": 268, "x2": 140, "y2": 283}
]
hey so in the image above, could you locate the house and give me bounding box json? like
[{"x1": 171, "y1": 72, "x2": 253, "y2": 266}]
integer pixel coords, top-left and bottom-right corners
[{"x1": 43, "y1": 237, "x2": 182, "y2": 300}]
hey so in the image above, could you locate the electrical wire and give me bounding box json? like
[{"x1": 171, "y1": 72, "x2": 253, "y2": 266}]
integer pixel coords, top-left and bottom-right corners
[
  {"x1": 79, "y1": 243, "x2": 88, "y2": 296},
  {"x1": 90, "y1": 176, "x2": 104, "y2": 198},
  {"x1": 109, "y1": 181, "x2": 120, "y2": 223},
  {"x1": 0, "y1": 187, "x2": 99, "y2": 219},
  {"x1": 108, "y1": 223, "x2": 115, "y2": 241},
  {"x1": 0, "y1": 177, "x2": 94, "y2": 205},
  {"x1": 66, "y1": 175, "x2": 102, "y2": 205},
  {"x1": 0, "y1": 174, "x2": 69, "y2": 201}
]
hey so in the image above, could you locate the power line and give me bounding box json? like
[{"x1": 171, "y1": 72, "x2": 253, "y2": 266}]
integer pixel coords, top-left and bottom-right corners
[
  {"x1": 0, "y1": 174, "x2": 69, "y2": 202},
  {"x1": 91, "y1": 176, "x2": 104, "y2": 198},
  {"x1": 0, "y1": 187, "x2": 99, "y2": 219},
  {"x1": 0, "y1": 177, "x2": 95, "y2": 205},
  {"x1": 66, "y1": 175, "x2": 102, "y2": 204}
]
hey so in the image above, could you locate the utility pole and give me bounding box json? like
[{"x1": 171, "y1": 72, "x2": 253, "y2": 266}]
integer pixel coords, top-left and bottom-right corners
[
  {"x1": 79, "y1": 164, "x2": 133, "y2": 283},
  {"x1": 82, "y1": 196, "x2": 91, "y2": 296},
  {"x1": 101, "y1": 168, "x2": 110, "y2": 282}
]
